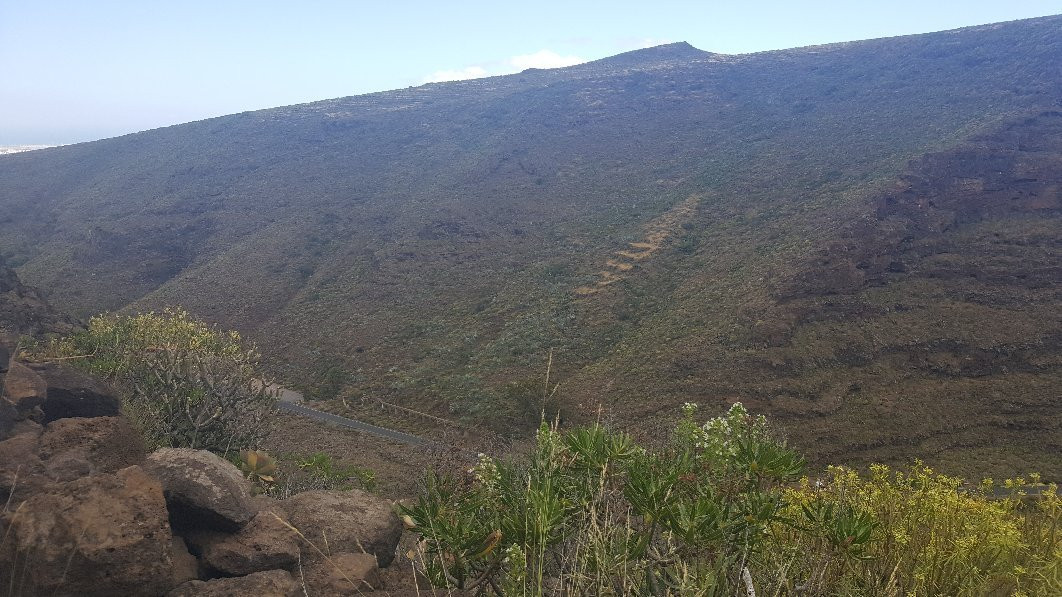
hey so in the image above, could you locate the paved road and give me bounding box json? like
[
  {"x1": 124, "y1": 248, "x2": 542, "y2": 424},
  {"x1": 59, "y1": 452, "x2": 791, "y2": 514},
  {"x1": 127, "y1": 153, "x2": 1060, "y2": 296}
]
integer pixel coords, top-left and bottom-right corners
[
  {"x1": 275, "y1": 397, "x2": 430, "y2": 447},
  {"x1": 262, "y1": 382, "x2": 305, "y2": 405}
]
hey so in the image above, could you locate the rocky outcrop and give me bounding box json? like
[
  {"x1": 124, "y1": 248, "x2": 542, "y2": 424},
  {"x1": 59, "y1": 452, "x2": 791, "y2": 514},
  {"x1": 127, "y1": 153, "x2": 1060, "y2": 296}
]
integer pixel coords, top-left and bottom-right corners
[
  {"x1": 2, "y1": 360, "x2": 47, "y2": 419},
  {"x1": 39, "y1": 415, "x2": 147, "y2": 473},
  {"x1": 283, "y1": 489, "x2": 403, "y2": 567},
  {"x1": 166, "y1": 569, "x2": 299, "y2": 597},
  {"x1": 1, "y1": 416, "x2": 148, "y2": 502},
  {"x1": 0, "y1": 335, "x2": 403, "y2": 595},
  {"x1": 0, "y1": 466, "x2": 176, "y2": 597},
  {"x1": 1, "y1": 359, "x2": 124, "y2": 437},
  {"x1": 29, "y1": 362, "x2": 121, "y2": 422},
  {"x1": 0, "y1": 257, "x2": 78, "y2": 337},
  {"x1": 144, "y1": 448, "x2": 257, "y2": 532}
]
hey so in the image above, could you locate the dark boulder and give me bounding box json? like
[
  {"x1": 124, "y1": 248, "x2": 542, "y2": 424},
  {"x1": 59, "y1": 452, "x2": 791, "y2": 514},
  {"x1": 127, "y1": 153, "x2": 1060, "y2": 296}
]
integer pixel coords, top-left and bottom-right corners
[{"x1": 29, "y1": 362, "x2": 120, "y2": 422}]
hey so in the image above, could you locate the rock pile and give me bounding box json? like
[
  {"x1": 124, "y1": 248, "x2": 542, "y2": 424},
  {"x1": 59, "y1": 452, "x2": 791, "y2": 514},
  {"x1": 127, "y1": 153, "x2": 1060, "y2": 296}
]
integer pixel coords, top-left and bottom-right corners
[{"x1": 0, "y1": 340, "x2": 408, "y2": 596}]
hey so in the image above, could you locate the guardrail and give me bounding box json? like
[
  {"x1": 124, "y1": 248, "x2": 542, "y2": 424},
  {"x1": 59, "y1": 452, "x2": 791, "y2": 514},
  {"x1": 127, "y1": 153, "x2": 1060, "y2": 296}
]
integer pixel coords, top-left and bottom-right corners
[{"x1": 276, "y1": 400, "x2": 430, "y2": 446}]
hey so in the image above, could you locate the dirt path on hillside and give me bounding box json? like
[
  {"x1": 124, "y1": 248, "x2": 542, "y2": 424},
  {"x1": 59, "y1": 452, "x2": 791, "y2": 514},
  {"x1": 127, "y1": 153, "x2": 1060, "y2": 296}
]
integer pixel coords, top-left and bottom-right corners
[{"x1": 576, "y1": 195, "x2": 700, "y2": 295}]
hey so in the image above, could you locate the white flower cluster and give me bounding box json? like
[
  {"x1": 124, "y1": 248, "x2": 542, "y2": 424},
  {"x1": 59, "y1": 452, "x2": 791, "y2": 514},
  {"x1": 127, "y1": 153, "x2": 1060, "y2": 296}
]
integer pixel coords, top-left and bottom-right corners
[
  {"x1": 695, "y1": 402, "x2": 768, "y2": 459},
  {"x1": 471, "y1": 452, "x2": 500, "y2": 491}
]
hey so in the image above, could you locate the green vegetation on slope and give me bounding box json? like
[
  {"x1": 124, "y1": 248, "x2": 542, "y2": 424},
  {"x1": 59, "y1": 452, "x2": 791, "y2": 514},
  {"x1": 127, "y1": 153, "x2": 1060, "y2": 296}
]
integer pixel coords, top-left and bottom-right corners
[
  {"x1": 403, "y1": 404, "x2": 1061, "y2": 596},
  {"x1": 0, "y1": 17, "x2": 1060, "y2": 480}
]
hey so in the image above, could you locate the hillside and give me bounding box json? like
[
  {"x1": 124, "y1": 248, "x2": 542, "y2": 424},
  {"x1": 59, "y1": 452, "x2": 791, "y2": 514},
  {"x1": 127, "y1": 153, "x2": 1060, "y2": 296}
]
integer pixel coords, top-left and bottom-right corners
[
  {"x1": 0, "y1": 16, "x2": 1059, "y2": 479},
  {"x1": 0, "y1": 257, "x2": 78, "y2": 339}
]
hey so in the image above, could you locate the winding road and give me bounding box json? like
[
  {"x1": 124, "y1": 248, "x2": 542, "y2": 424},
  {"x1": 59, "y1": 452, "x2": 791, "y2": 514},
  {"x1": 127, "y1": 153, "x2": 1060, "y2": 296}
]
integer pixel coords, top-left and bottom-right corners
[{"x1": 271, "y1": 384, "x2": 429, "y2": 446}]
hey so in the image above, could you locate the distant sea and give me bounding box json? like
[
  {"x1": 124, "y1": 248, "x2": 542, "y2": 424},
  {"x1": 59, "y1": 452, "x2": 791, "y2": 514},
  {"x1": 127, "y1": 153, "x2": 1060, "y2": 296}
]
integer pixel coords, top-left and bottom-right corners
[{"x1": 0, "y1": 145, "x2": 53, "y2": 155}]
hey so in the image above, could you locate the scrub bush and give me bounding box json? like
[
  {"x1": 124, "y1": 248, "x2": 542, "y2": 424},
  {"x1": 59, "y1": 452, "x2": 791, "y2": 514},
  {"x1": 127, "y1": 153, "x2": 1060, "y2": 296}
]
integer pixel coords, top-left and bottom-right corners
[{"x1": 401, "y1": 403, "x2": 1061, "y2": 595}]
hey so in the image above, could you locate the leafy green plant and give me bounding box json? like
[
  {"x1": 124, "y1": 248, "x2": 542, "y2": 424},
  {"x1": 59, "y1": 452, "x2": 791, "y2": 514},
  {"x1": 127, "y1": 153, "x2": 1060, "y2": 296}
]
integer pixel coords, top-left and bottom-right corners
[
  {"x1": 401, "y1": 404, "x2": 1061, "y2": 595},
  {"x1": 296, "y1": 452, "x2": 376, "y2": 491},
  {"x1": 240, "y1": 449, "x2": 278, "y2": 484}
]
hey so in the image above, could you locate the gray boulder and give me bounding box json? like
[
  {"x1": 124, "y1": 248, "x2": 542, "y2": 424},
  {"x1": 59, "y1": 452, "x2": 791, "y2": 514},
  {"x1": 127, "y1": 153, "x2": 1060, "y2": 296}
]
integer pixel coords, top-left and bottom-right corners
[{"x1": 145, "y1": 447, "x2": 256, "y2": 531}]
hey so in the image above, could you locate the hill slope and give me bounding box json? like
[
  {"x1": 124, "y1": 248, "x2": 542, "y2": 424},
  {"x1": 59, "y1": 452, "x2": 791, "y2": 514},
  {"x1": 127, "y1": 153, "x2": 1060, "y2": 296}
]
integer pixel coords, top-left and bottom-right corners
[{"x1": 0, "y1": 17, "x2": 1060, "y2": 478}]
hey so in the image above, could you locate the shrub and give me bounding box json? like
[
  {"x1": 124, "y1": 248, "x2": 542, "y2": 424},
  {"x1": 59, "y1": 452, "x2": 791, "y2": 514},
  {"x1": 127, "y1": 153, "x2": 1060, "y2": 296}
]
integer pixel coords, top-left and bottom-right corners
[
  {"x1": 233, "y1": 450, "x2": 377, "y2": 498},
  {"x1": 400, "y1": 403, "x2": 1061, "y2": 595},
  {"x1": 296, "y1": 451, "x2": 376, "y2": 491},
  {"x1": 37, "y1": 308, "x2": 277, "y2": 454},
  {"x1": 775, "y1": 465, "x2": 1062, "y2": 595}
]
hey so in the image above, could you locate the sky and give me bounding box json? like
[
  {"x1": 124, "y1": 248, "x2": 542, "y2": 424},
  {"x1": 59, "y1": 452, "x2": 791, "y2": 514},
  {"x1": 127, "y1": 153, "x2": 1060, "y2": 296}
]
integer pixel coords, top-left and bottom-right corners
[{"x1": 1, "y1": 1, "x2": 1060, "y2": 145}]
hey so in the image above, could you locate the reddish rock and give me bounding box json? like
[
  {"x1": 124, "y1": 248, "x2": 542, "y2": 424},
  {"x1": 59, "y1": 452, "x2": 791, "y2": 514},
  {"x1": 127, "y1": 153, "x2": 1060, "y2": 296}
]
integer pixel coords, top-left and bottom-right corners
[
  {"x1": 43, "y1": 450, "x2": 94, "y2": 482},
  {"x1": 166, "y1": 569, "x2": 298, "y2": 597},
  {"x1": 2, "y1": 360, "x2": 46, "y2": 416},
  {"x1": 0, "y1": 466, "x2": 176, "y2": 597},
  {"x1": 40, "y1": 415, "x2": 146, "y2": 473},
  {"x1": 145, "y1": 448, "x2": 256, "y2": 531},
  {"x1": 304, "y1": 552, "x2": 383, "y2": 595},
  {"x1": 283, "y1": 490, "x2": 402, "y2": 567},
  {"x1": 199, "y1": 510, "x2": 300, "y2": 576},
  {"x1": 0, "y1": 431, "x2": 47, "y2": 505},
  {"x1": 170, "y1": 536, "x2": 201, "y2": 586}
]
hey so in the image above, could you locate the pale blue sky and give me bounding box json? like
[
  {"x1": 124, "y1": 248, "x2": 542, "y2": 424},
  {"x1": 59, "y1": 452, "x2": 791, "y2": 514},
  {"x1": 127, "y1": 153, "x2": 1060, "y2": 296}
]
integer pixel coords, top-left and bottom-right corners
[{"x1": 1, "y1": 1, "x2": 1059, "y2": 145}]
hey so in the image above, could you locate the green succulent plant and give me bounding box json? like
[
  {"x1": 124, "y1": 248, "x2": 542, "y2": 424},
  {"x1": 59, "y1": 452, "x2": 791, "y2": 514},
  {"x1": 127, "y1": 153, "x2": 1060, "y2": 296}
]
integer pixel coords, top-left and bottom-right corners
[{"x1": 241, "y1": 449, "x2": 278, "y2": 484}]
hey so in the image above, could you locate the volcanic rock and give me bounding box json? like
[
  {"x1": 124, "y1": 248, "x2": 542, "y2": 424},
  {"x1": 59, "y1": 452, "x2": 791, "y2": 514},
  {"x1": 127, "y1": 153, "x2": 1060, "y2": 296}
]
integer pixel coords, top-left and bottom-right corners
[
  {"x1": 303, "y1": 551, "x2": 383, "y2": 595},
  {"x1": 283, "y1": 489, "x2": 402, "y2": 567},
  {"x1": 29, "y1": 362, "x2": 120, "y2": 422},
  {"x1": 39, "y1": 415, "x2": 147, "y2": 474},
  {"x1": 0, "y1": 466, "x2": 175, "y2": 596},
  {"x1": 145, "y1": 447, "x2": 256, "y2": 531},
  {"x1": 166, "y1": 569, "x2": 298, "y2": 597},
  {"x1": 198, "y1": 510, "x2": 300, "y2": 576}
]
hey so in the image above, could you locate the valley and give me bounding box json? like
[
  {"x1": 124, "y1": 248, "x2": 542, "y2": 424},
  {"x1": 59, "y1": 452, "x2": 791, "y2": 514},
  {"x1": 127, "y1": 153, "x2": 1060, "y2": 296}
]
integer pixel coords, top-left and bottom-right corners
[{"x1": 0, "y1": 16, "x2": 1059, "y2": 481}]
